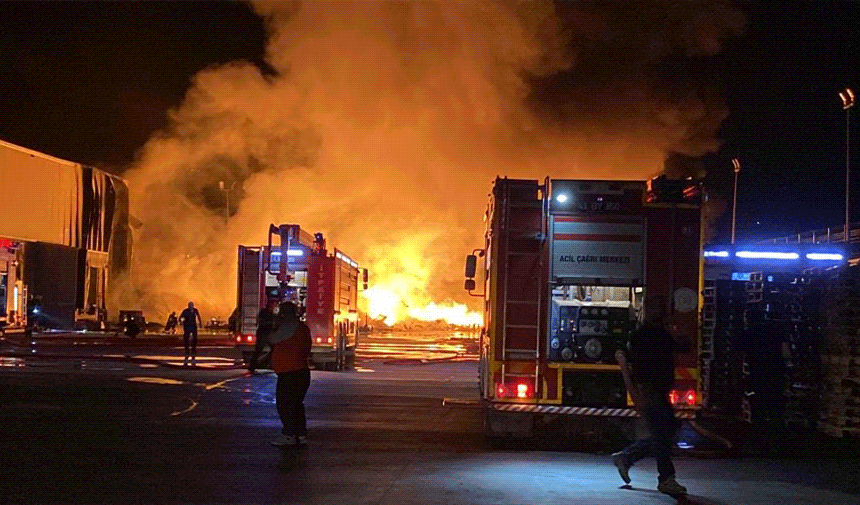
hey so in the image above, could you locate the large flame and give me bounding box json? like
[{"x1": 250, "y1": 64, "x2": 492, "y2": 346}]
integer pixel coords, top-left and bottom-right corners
[{"x1": 364, "y1": 286, "x2": 482, "y2": 327}]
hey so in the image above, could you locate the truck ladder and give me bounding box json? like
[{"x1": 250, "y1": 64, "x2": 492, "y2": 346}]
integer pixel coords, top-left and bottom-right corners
[{"x1": 499, "y1": 180, "x2": 543, "y2": 397}]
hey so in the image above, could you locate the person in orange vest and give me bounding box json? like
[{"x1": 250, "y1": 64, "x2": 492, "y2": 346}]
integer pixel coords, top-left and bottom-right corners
[{"x1": 252, "y1": 301, "x2": 312, "y2": 447}]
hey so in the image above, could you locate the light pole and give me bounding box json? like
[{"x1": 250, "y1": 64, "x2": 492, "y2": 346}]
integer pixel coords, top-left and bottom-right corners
[
  {"x1": 840, "y1": 88, "x2": 855, "y2": 241},
  {"x1": 731, "y1": 157, "x2": 741, "y2": 244},
  {"x1": 218, "y1": 180, "x2": 236, "y2": 226}
]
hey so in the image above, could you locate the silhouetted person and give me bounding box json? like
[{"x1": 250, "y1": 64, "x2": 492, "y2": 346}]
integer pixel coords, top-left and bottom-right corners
[
  {"x1": 179, "y1": 302, "x2": 202, "y2": 366},
  {"x1": 248, "y1": 299, "x2": 279, "y2": 371},
  {"x1": 612, "y1": 301, "x2": 687, "y2": 496},
  {"x1": 740, "y1": 308, "x2": 788, "y2": 453},
  {"x1": 164, "y1": 312, "x2": 178, "y2": 334},
  {"x1": 251, "y1": 301, "x2": 312, "y2": 447}
]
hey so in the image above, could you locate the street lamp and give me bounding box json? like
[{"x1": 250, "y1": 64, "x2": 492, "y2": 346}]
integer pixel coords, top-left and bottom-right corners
[
  {"x1": 731, "y1": 157, "x2": 741, "y2": 244},
  {"x1": 840, "y1": 88, "x2": 855, "y2": 241},
  {"x1": 218, "y1": 180, "x2": 236, "y2": 226}
]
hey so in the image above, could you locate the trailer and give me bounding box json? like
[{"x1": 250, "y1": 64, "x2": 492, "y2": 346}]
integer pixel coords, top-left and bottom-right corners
[
  {"x1": 464, "y1": 176, "x2": 703, "y2": 440},
  {"x1": 235, "y1": 224, "x2": 367, "y2": 370}
]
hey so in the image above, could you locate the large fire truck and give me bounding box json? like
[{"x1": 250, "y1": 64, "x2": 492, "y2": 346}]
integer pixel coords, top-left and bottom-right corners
[
  {"x1": 235, "y1": 224, "x2": 367, "y2": 370},
  {"x1": 464, "y1": 176, "x2": 703, "y2": 438}
]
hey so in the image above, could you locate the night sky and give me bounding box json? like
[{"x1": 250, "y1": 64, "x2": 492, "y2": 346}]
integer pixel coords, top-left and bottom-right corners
[{"x1": 0, "y1": 1, "x2": 857, "y2": 243}]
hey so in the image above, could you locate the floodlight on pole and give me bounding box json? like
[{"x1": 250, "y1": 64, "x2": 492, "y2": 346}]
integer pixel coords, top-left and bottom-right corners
[
  {"x1": 219, "y1": 180, "x2": 237, "y2": 226},
  {"x1": 841, "y1": 88, "x2": 855, "y2": 242},
  {"x1": 731, "y1": 157, "x2": 741, "y2": 244}
]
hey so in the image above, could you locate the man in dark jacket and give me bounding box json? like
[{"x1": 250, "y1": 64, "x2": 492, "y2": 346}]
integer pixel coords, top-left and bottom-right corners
[
  {"x1": 251, "y1": 301, "x2": 312, "y2": 447},
  {"x1": 612, "y1": 300, "x2": 687, "y2": 496},
  {"x1": 179, "y1": 301, "x2": 202, "y2": 366}
]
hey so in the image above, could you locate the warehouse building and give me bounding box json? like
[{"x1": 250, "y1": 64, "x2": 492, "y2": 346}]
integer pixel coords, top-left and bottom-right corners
[{"x1": 0, "y1": 139, "x2": 131, "y2": 331}]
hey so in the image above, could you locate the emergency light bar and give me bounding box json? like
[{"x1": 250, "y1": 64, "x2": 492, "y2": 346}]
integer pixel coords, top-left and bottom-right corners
[
  {"x1": 335, "y1": 251, "x2": 359, "y2": 268},
  {"x1": 270, "y1": 249, "x2": 305, "y2": 257}
]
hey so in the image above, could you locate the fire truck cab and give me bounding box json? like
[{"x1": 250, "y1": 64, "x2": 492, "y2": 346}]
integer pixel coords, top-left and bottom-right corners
[
  {"x1": 235, "y1": 224, "x2": 367, "y2": 371},
  {"x1": 465, "y1": 177, "x2": 703, "y2": 439}
]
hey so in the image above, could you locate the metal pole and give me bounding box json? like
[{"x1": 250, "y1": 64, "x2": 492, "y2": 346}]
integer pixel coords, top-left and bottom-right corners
[
  {"x1": 840, "y1": 88, "x2": 855, "y2": 242},
  {"x1": 225, "y1": 190, "x2": 230, "y2": 226},
  {"x1": 731, "y1": 158, "x2": 740, "y2": 244}
]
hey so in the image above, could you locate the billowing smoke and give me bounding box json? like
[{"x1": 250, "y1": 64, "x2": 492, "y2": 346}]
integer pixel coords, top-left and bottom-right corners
[{"x1": 122, "y1": 0, "x2": 745, "y2": 322}]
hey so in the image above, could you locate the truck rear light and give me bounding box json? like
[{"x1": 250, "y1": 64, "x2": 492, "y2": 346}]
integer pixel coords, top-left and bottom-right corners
[
  {"x1": 516, "y1": 383, "x2": 529, "y2": 399},
  {"x1": 315, "y1": 337, "x2": 323, "y2": 343},
  {"x1": 246, "y1": 335, "x2": 254, "y2": 343},
  {"x1": 669, "y1": 390, "x2": 680, "y2": 405},
  {"x1": 684, "y1": 389, "x2": 696, "y2": 406},
  {"x1": 235, "y1": 335, "x2": 242, "y2": 343},
  {"x1": 495, "y1": 382, "x2": 533, "y2": 399},
  {"x1": 327, "y1": 337, "x2": 332, "y2": 343}
]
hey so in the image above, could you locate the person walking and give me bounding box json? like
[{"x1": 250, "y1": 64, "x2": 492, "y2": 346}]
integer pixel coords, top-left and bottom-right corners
[
  {"x1": 250, "y1": 301, "x2": 312, "y2": 447},
  {"x1": 179, "y1": 301, "x2": 202, "y2": 366},
  {"x1": 611, "y1": 300, "x2": 687, "y2": 496}
]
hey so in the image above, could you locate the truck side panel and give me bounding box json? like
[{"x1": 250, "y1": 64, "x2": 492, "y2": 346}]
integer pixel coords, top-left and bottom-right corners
[{"x1": 306, "y1": 255, "x2": 334, "y2": 339}]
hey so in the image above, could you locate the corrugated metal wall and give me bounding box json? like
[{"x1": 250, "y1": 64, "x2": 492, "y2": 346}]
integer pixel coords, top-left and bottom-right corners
[{"x1": 0, "y1": 139, "x2": 125, "y2": 255}]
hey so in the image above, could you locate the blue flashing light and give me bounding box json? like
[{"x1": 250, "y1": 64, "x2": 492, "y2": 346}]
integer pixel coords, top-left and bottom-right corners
[
  {"x1": 270, "y1": 249, "x2": 304, "y2": 257},
  {"x1": 736, "y1": 251, "x2": 799, "y2": 260},
  {"x1": 731, "y1": 272, "x2": 751, "y2": 281},
  {"x1": 555, "y1": 193, "x2": 569, "y2": 203},
  {"x1": 704, "y1": 250, "x2": 730, "y2": 258},
  {"x1": 806, "y1": 253, "x2": 844, "y2": 261}
]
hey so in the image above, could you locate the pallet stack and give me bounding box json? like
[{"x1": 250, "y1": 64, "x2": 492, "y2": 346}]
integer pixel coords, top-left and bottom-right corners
[
  {"x1": 701, "y1": 279, "x2": 746, "y2": 415},
  {"x1": 744, "y1": 271, "x2": 825, "y2": 431},
  {"x1": 820, "y1": 267, "x2": 860, "y2": 438}
]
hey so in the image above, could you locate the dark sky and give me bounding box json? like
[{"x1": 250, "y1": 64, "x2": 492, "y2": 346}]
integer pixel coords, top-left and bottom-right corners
[{"x1": 0, "y1": 1, "x2": 857, "y2": 243}]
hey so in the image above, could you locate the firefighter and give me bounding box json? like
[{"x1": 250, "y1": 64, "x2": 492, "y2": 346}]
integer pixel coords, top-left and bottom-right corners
[
  {"x1": 179, "y1": 301, "x2": 202, "y2": 366},
  {"x1": 611, "y1": 300, "x2": 687, "y2": 496},
  {"x1": 251, "y1": 301, "x2": 312, "y2": 447},
  {"x1": 164, "y1": 312, "x2": 178, "y2": 334}
]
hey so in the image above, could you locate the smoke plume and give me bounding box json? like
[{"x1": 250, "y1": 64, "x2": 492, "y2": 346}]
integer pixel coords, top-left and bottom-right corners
[{"x1": 122, "y1": 0, "x2": 745, "y2": 322}]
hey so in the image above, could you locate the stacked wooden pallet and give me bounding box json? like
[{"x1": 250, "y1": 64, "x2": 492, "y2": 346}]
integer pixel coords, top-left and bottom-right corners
[{"x1": 820, "y1": 269, "x2": 860, "y2": 438}]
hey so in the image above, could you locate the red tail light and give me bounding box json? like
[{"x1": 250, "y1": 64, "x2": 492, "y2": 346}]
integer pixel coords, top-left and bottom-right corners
[
  {"x1": 669, "y1": 390, "x2": 680, "y2": 405},
  {"x1": 684, "y1": 389, "x2": 696, "y2": 406},
  {"x1": 235, "y1": 335, "x2": 242, "y2": 343},
  {"x1": 495, "y1": 382, "x2": 533, "y2": 399}
]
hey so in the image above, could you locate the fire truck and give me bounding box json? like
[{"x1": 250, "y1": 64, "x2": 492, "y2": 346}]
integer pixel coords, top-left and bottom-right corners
[
  {"x1": 464, "y1": 176, "x2": 703, "y2": 438},
  {"x1": 235, "y1": 224, "x2": 367, "y2": 370}
]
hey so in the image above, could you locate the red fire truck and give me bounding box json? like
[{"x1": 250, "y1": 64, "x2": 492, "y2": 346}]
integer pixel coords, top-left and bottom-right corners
[
  {"x1": 464, "y1": 177, "x2": 703, "y2": 438},
  {"x1": 235, "y1": 224, "x2": 367, "y2": 370}
]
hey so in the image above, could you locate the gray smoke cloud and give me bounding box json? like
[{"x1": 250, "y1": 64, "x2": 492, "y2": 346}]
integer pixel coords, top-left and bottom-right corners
[{"x1": 122, "y1": 0, "x2": 745, "y2": 322}]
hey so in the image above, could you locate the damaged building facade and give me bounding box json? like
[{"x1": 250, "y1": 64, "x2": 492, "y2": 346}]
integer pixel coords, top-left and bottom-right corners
[{"x1": 0, "y1": 139, "x2": 131, "y2": 330}]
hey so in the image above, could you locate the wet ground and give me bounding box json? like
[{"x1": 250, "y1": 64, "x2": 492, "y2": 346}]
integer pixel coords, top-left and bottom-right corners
[{"x1": 1, "y1": 331, "x2": 859, "y2": 504}]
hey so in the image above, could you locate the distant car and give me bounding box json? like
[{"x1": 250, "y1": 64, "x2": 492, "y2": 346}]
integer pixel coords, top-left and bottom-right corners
[
  {"x1": 205, "y1": 317, "x2": 229, "y2": 330},
  {"x1": 118, "y1": 310, "x2": 146, "y2": 338}
]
